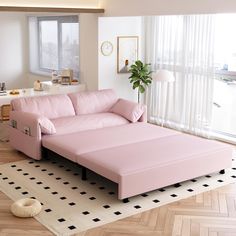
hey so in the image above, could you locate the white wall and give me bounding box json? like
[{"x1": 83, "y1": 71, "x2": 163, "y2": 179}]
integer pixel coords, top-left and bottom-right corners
[
  {"x1": 99, "y1": 0, "x2": 236, "y2": 16},
  {"x1": 0, "y1": 0, "x2": 99, "y2": 8},
  {"x1": 0, "y1": 13, "x2": 28, "y2": 90},
  {"x1": 98, "y1": 17, "x2": 142, "y2": 101},
  {"x1": 80, "y1": 13, "x2": 99, "y2": 90}
]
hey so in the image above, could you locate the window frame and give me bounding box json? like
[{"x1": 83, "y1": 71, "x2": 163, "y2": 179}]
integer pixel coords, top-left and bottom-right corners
[{"x1": 30, "y1": 15, "x2": 79, "y2": 75}]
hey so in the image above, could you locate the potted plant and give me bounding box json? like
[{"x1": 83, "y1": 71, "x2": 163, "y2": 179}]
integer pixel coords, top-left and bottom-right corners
[{"x1": 128, "y1": 60, "x2": 152, "y2": 103}]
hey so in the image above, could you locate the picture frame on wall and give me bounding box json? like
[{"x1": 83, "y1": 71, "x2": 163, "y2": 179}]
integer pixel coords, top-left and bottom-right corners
[{"x1": 117, "y1": 36, "x2": 139, "y2": 73}]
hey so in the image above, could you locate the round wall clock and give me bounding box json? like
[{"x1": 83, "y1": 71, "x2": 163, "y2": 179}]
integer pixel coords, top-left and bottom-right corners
[{"x1": 101, "y1": 41, "x2": 113, "y2": 56}]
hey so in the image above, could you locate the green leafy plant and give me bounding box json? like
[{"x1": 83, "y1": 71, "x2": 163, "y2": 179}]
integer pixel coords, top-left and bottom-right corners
[{"x1": 128, "y1": 60, "x2": 152, "y2": 102}]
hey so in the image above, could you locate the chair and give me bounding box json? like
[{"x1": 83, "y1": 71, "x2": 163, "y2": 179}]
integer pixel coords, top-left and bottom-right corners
[
  {"x1": 0, "y1": 104, "x2": 11, "y2": 122},
  {"x1": 0, "y1": 104, "x2": 11, "y2": 142}
]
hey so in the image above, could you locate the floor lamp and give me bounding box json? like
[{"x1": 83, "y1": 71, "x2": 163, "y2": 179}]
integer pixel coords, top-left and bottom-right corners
[{"x1": 152, "y1": 70, "x2": 175, "y2": 126}]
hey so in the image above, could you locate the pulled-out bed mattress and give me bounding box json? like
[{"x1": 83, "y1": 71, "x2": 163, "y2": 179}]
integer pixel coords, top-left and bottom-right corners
[{"x1": 42, "y1": 123, "x2": 232, "y2": 199}]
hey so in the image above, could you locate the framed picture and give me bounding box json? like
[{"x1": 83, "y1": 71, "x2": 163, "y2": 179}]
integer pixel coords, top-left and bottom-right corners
[{"x1": 117, "y1": 36, "x2": 139, "y2": 73}]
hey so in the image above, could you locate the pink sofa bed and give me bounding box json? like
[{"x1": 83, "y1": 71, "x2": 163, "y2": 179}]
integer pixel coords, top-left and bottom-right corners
[{"x1": 9, "y1": 89, "x2": 233, "y2": 201}]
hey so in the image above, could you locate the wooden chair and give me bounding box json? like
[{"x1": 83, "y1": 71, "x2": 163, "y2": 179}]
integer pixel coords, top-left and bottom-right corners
[{"x1": 0, "y1": 104, "x2": 11, "y2": 122}]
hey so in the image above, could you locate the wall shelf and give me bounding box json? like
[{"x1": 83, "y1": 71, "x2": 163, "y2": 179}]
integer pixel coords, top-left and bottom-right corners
[{"x1": 0, "y1": 6, "x2": 104, "y2": 13}]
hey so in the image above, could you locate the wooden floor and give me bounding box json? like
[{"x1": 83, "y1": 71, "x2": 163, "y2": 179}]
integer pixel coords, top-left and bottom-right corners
[{"x1": 1, "y1": 142, "x2": 236, "y2": 236}]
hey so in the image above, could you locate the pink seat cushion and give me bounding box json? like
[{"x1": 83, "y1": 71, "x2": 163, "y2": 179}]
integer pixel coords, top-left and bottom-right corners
[
  {"x1": 69, "y1": 89, "x2": 118, "y2": 115},
  {"x1": 111, "y1": 99, "x2": 145, "y2": 122},
  {"x1": 78, "y1": 133, "x2": 231, "y2": 183},
  {"x1": 50, "y1": 112, "x2": 130, "y2": 135},
  {"x1": 11, "y1": 94, "x2": 75, "y2": 119},
  {"x1": 42, "y1": 123, "x2": 179, "y2": 163}
]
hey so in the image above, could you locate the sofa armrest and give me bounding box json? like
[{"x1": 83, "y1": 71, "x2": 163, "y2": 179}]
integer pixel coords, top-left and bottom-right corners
[
  {"x1": 9, "y1": 111, "x2": 56, "y2": 160},
  {"x1": 138, "y1": 105, "x2": 147, "y2": 123}
]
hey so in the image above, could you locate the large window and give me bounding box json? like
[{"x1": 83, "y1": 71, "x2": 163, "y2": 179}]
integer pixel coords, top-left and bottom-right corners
[{"x1": 29, "y1": 15, "x2": 79, "y2": 77}]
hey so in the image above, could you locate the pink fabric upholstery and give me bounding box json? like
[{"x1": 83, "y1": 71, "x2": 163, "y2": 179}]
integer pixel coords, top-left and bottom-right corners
[
  {"x1": 69, "y1": 89, "x2": 118, "y2": 115},
  {"x1": 11, "y1": 94, "x2": 75, "y2": 119},
  {"x1": 39, "y1": 117, "x2": 56, "y2": 135},
  {"x1": 111, "y1": 99, "x2": 145, "y2": 122},
  {"x1": 51, "y1": 113, "x2": 129, "y2": 135},
  {"x1": 9, "y1": 111, "x2": 42, "y2": 160},
  {"x1": 42, "y1": 123, "x2": 178, "y2": 162},
  {"x1": 42, "y1": 123, "x2": 232, "y2": 199}
]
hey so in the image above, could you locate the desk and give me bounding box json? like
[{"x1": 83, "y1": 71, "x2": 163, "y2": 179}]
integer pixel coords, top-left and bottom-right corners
[{"x1": 0, "y1": 83, "x2": 86, "y2": 107}]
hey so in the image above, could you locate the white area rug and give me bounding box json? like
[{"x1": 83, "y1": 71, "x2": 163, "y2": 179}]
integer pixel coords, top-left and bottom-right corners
[{"x1": 0, "y1": 154, "x2": 236, "y2": 236}]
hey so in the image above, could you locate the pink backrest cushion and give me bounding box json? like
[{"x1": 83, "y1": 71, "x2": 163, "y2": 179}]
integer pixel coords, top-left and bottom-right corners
[
  {"x1": 11, "y1": 94, "x2": 75, "y2": 119},
  {"x1": 69, "y1": 89, "x2": 118, "y2": 115},
  {"x1": 110, "y1": 99, "x2": 145, "y2": 122}
]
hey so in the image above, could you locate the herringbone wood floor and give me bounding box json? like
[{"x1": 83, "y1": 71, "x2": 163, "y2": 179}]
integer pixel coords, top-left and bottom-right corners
[{"x1": 1, "y1": 142, "x2": 236, "y2": 236}]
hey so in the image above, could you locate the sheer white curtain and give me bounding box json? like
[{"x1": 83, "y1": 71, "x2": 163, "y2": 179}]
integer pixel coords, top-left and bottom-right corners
[{"x1": 144, "y1": 15, "x2": 215, "y2": 137}]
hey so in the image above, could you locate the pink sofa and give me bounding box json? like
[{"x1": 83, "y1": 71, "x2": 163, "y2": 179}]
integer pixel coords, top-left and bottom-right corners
[
  {"x1": 9, "y1": 89, "x2": 232, "y2": 201},
  {"x1": 9, "y1": 89, "x2": 146, "y2": 160}
]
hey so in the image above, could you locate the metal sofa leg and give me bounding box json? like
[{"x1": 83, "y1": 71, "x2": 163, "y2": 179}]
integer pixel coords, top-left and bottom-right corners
[
  {"x1": 82, "y1": 167, "x2": 87, "y2": 180},
  {"x1": 219, "y1": 169, "x2": 225, "y2": 174}
]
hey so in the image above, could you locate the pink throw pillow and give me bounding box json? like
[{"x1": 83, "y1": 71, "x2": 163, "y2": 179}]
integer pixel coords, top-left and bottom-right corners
[
  {"x1": 111, "y1": 99, "x2": 145, "y2": 122},
  {"x1": 39, "y1": 117, "x2": 56, "y2": 135}
]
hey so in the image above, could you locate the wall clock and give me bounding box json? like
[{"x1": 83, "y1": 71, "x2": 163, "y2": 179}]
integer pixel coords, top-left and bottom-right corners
[{"x1": 101, "y1": 41, "x2": 113, "y2": 56}]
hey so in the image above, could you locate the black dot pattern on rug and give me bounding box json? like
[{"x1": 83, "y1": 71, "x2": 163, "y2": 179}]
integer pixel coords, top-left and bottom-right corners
[
  {"x1": 159, "y1": 188, "x2": 165, "y2": 192},
  {"x1": 134, "y1": 205, "x2": 141, "y2": 209},
  {"x1": 31, "y1": 197, "x2": 36, "y2": 199},
  {"x1": 2, "y1": 177, "x2": 8, "y2": 180},
  {"x1": 203, "y1": 184, "x2": 209, "y2": 187},
  {"x1": 56, "y1": 177, "x2": 61, "y2": 180},
  {"x1": 60, "y1": 197, "x2": 67, "y2": 200},
  {"x1": 15, "y1": 186, "x2": 21, "y2": 190},
  {"x1": 58, "y1": 218, "x2": 66, "y2": 222},
  {"x1": 114, "y1": 211, "x2": 122, "y2": 215},
  {"x1": 93, "y1": 218, "x2": 100, "y2": 222},
  {"x1": 23, "y1": 173, "x2": 29, "y2": 176},
  {"x1": 69, "y1": 202, "x2": 76, "y2": 206},
  {"x1": 73, "y1": 173, "x2": 79, "y2": 176},
  {"x1": 99, "y1": 186, "x2": 105, "y2": 190},
  {"x1": 80, "y1": 191, "x2": 86, "y2": 195},
  {"x1": 141, "y1": 193, "x2": 149, "y2": 197},
  {"x1": 232, "y1": 168, "x2": 236, "y2": 170},
  {"x1": 37, "y1": 182, "x2": 43, "y2": 185},
  {"x1": 171, "y1": 194, "x2": 178, "y2": 197},
  {"x1": 8, "y1": 182, "x2": 14, "y2": 185},
  {"x1": 48, "y1": 173, "x2": 54, "y2": 176},
  {"x1": 205, "y1": 175, "x2": 211, "y2": 178},
  {"x1": 174, "y1": 183, "x2": 181, "y2": 188},
  {"x1": 35, "y1": 165, "x2": 40, "y2": 168},
  {"x1": 45, "y1": 209, "x2": 52, "y2": 212},
  {"x1": 103, "y1": 205, "x2": 110, "y2": 209},
  {"x1": 187, "y1": 189, "x2": 194, "y2": 192},
  {"x1": 71, "y1": 187, "x2": 78, "y2": 190},
  {"x1": 231, "y1": 175, "x2": 236, "y2": 178},
  {"x1": 30, "y1": 177, "x2": 35, "y2": 180},
  {"x1": 17, "y1": 169, "x2": 22, "y2": 172},
  {"x1": 89, "y1": 197, "x2": 96, "y2": 200},
  {"x1": 82, "y1": 211, "x2": 90, "y2": 215},
  {"x1": 66, "y1": 169, "x2": 71, "y2": 172},
  {"x1": 41, "y1": 169, "x2": 47, "y2": 172},
  {"x1": 63, "y1": 182, "x2": 69, "y2": 185},
  {"x1": 108, "y1": 191, "x2": 115, "y2": 195},
  {"x1": 68, "y1": 225, "x2": 76, "y2": 230},
  {"x1": 90, "y1": 182, "x2": 96, "y2": 185},
  {"x1": 22, "y1": 191, "x2": 28, "y2": 195},
  {"x1": 11, "y1": 165, "x2": 16, "y2": 168},
  {"x1": 59, "y1": 165, "x2": 64, "y2": 168},
  {"x1": 52, "y1": 192, "x2": 58, "y2": 195},
  {"x1": 28, "y1": 161, "x2": 34, "y2": 164},
  {"x1": 217, "y1": 180, "x2": 224, "y2": 182},
  {"x1": 153, "y1": 199, "x2": 160, "y2": 203},
  {"x1": 44, "y1": 186, "x2": 50, "y2": 190}
]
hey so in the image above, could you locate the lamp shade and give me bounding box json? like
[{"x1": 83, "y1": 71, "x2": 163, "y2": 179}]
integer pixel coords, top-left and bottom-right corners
[{"x1": 152, "y1": 70, "x2": 175, "y2": 82}]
